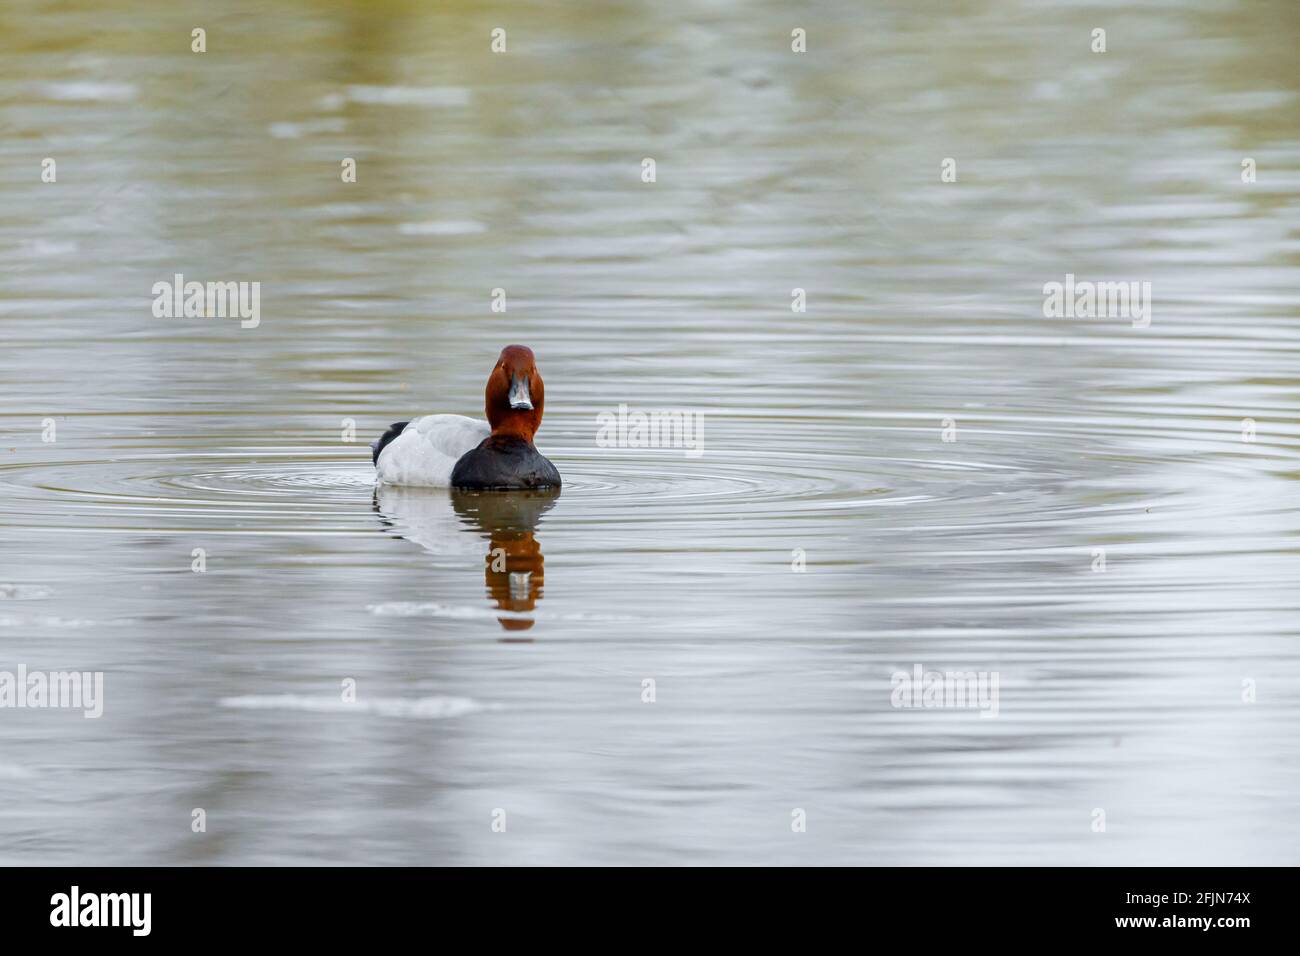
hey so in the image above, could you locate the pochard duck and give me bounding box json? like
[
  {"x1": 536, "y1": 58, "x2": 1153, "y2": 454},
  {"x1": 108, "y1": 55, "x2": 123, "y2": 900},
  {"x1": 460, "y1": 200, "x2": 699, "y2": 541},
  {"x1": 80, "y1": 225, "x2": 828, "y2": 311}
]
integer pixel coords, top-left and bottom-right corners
[{"x1": 372, "y1": 345, "x2": 561, "y2": 490}]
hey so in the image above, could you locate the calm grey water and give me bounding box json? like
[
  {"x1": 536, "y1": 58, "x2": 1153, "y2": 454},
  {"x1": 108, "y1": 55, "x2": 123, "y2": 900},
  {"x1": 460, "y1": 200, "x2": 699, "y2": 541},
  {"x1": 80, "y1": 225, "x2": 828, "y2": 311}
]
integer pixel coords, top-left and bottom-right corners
[{"x1": 1, "y1": 0, "x2": 1298, "y2": 865}]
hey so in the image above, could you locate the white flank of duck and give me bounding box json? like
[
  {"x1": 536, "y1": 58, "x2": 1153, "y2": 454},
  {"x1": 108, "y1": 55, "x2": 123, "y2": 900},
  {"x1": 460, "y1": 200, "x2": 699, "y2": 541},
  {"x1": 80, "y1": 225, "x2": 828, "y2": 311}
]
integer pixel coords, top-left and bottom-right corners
[{"x1": 374, "y1": 415, "x2": 489, "y2": 487}]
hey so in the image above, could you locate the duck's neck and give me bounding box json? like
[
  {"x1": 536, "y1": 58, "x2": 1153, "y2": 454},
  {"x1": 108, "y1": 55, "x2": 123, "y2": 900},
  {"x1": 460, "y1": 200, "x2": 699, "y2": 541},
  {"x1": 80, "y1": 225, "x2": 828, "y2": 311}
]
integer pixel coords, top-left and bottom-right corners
[{"x1": 488, "y1": 409, "x2": 538, "y2": 444}]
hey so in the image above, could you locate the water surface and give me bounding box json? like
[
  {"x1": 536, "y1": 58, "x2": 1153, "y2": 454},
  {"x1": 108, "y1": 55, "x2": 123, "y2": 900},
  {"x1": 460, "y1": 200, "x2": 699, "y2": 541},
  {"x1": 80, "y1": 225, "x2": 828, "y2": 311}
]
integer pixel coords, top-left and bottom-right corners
[{"x1": 1, "y1": 0, "x2": 1298, "y2": 864}]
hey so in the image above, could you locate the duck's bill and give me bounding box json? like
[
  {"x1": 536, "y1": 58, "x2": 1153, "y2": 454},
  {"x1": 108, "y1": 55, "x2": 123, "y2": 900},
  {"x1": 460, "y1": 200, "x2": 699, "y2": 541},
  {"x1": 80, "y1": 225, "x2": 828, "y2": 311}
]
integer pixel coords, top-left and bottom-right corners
[{"x1": 508, "y1": 375, "x2": 533, "y2": 410}]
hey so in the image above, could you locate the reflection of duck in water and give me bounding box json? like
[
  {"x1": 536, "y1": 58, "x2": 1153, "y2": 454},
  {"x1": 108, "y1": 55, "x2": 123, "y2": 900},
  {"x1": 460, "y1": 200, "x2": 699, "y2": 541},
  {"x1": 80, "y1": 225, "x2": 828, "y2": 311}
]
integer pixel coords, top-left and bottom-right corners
[
  {"x1": 373, "y1": 485, "x2": 558, "y2": 633},
  {"x1": 372, "y1": 485, "x2": 483, "y2": 558},
  {"x1": 451, "y1": 489, "x2": 558, "y2": 633}
]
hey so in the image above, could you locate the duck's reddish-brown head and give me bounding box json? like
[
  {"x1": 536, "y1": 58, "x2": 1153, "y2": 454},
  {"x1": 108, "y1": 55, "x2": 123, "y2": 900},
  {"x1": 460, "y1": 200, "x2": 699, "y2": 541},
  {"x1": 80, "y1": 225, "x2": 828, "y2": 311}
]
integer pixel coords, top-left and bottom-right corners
[{"x1": 485, "y1": 345, "x2": 544, "y2": 441}]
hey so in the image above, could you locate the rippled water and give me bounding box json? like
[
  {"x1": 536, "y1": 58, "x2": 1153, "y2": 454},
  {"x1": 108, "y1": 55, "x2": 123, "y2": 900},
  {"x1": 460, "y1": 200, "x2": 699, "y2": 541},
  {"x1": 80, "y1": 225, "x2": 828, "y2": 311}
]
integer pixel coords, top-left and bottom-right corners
[{"x1": 1, "y1": 0, "x2": 1298, "y2": 864}]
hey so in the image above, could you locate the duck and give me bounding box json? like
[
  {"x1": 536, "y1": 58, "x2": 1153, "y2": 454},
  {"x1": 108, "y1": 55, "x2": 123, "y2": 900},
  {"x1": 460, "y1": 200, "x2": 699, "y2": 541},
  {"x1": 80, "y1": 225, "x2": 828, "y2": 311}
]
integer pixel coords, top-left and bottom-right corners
[{"x1": 371, "y1": 345, "x2": 561, "y2": 490}]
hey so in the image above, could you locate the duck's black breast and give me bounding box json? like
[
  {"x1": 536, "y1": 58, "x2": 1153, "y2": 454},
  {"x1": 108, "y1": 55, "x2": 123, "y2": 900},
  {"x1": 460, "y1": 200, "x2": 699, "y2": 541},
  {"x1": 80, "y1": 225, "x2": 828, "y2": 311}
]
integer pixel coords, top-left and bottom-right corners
[{"x1": 450, "y1": 435, "x2": 561, "y2": 490}]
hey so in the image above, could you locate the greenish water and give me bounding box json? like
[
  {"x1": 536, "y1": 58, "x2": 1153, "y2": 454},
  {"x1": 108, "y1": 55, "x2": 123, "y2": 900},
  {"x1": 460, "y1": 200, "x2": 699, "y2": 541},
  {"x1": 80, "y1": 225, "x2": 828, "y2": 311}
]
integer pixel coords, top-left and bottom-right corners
[{"x1": 1, "y1": 0, "x2": 1298, "y2": 864}]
